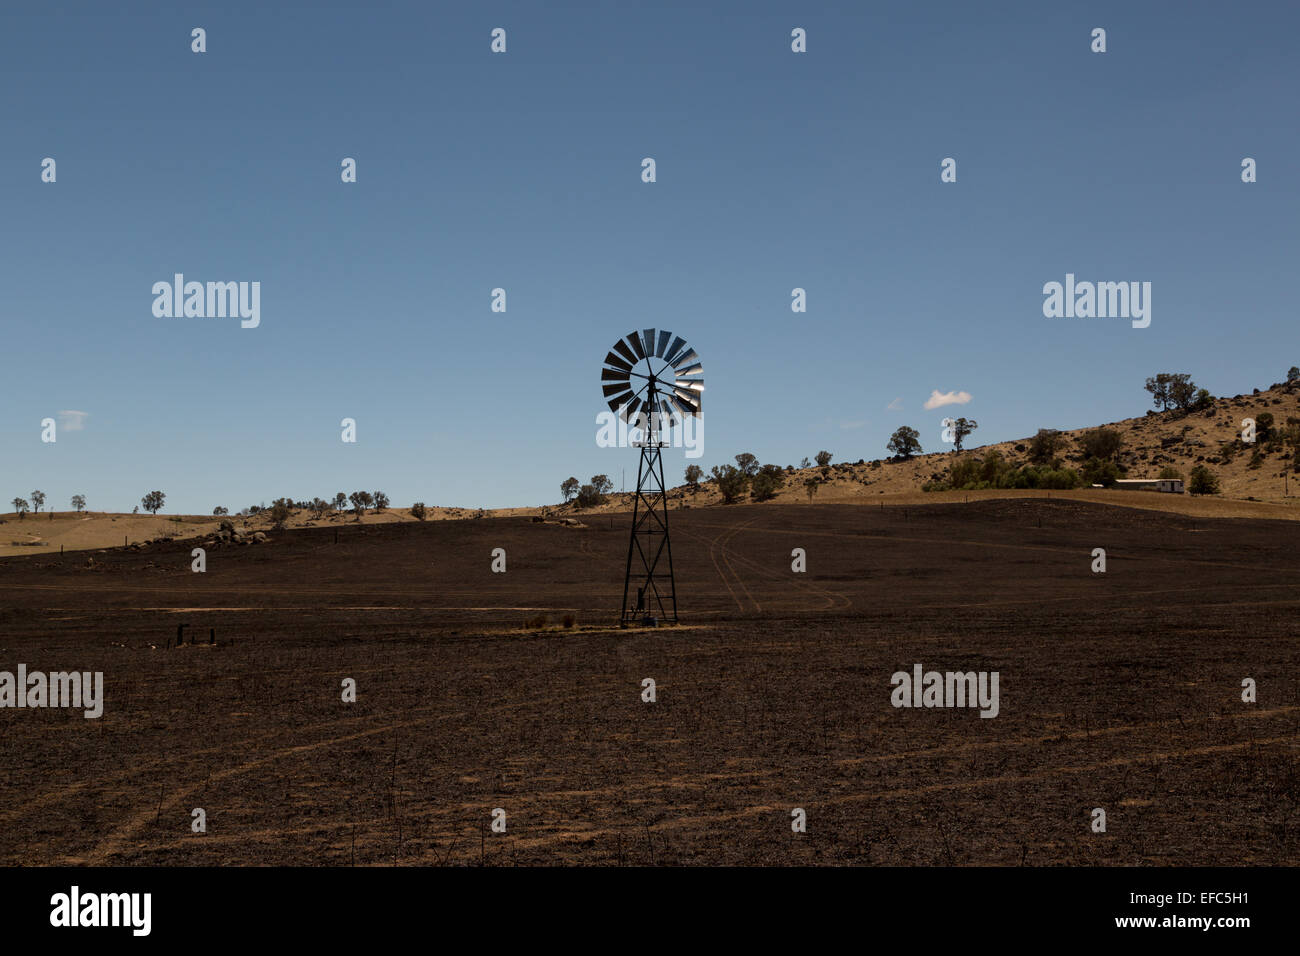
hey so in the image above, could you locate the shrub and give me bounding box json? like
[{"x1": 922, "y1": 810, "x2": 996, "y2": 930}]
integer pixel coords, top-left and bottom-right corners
[
  {"x1": 410, "y1": 502, "x2": 427, "y2": 520},
  {"x1": 750, "y1": 464, "x2": 785, "y2": 501},
  {"x1": 1188, "y1": 465, "x2": 1220, "y2": 495},
  {"x1": 711, "y1": 464, "x2": 749, "y2": 503}
]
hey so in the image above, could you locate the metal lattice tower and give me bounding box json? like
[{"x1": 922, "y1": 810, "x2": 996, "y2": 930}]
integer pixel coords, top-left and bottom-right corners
[{"x1": 599, "y1": 329, "x2": 703, "y2": 627}]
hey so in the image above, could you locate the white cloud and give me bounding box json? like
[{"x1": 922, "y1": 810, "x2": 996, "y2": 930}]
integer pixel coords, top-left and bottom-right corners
[
  {"x1": 58, "y1": 410, "x2": 89, "y2": 431},
  {"x1": 886, "y1": 397, "x2": 903, "y2": 411},
  {"x1": 923, "y1": 390, "x2": 972, "y2": 411}
]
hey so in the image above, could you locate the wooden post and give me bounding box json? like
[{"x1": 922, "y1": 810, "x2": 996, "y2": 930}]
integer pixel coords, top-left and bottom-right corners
[
  {"x1": 209, "y1": 628, "x2": 215, "y2": 645},
  {"x1": 176, "y1": 623, "x2": 185, "y2": 646}
]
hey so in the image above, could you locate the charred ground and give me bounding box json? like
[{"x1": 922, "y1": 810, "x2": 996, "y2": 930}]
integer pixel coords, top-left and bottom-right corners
[{"x1": 1, "y1": 499, "x2": 1297, "y2": 865}]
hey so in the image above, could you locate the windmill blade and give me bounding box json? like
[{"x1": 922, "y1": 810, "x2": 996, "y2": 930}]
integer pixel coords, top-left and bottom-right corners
[
  {"x1": 676, "y1": 362, "x2": 703, "y2": 377},
  {"x1": 672, "y1": 389, "x2": 700, "y2": 414},
  {"x1": 670, "y1": 348, "x2": 699, "y2": 370},
  {"x1": 656, "y1": 330, "x2": 672, "y2": 357},
  {"x1": 673, "y1": 396, "x2": 701, "y2": 419},
  {"x1": 603, "y1": 383, "x2": 632, "y2": 397},
  {"x1": 607, "y1": 393, "x2": 635, "y2": 415},
  {"x1": 622, "y1": 395, "x2": 643, "y2": 420},
  {"x1": 612, "y1": 338, "x2": 637, "y2": 365},
  {"x1": 675, "y1": 378, "x2": 704, "y2": 392},
  {"x1": 662, "y1": 335, "x2": 687, "y2": 364},
  {"x1": 604, "y1": 351, "x2": 633, "y2": 372},
  {"x1": 602, "y1": 367, "x2": 630, "y2": 382},
  {"x1": 626, "y1": 332, "x2": 645, "y2": 360},
  {"x1": 641, "y1": 329, "x2": 657, "y2": 358}
]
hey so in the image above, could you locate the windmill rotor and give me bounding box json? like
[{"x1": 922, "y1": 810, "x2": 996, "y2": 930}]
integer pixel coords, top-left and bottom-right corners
[{"x1": 601, "y1": 329, "x2": 704, "y2": 426}]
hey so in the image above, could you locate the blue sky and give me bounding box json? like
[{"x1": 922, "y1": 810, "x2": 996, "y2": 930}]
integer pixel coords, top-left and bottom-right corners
[{"x1": 3, "y1": 1, "x2": 1296, "y2": 513}]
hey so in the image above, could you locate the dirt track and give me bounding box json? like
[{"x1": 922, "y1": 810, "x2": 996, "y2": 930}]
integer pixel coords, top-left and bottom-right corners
[{"x1": 1, "y1": 499, "x2": 1297, "y2": 865}]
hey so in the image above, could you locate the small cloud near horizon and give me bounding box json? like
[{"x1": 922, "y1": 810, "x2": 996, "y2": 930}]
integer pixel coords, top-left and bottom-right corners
[
  {"x1": 923, "y1": 390, "x2": 972, "y2": 411},
  {"x1": 886, "y1": 397, "x2": 903, "y2": 411},
  {"x1": 58, "y1": 410, "x2": 89, "y2": 431}
]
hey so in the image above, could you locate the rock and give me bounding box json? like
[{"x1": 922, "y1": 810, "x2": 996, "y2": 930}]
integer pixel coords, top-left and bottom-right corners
[
  {"x1": 252, "y1": 532, "x2": 267, "y2": 543},
  {"x1": 219, "y1": 520, "x2": 235, "y2": 533}
]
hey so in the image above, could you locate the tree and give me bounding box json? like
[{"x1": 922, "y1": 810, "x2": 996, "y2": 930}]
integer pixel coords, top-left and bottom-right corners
[
  {"x1": 1027, "y1": 429, "x2": 1063, "y2": 465},
  {"x1": 30, "y1": 490, "x2": 45, "y2": 513},
  {"x1": 560, "y1": 477, "x2": 580, "y2": 502},
  {"x1": 333, "y1": 492, "x2": 348, "y2": 513},
  {"x1": 411, "y1": 502, "x2": 428, "y2": 520},
  {"x1": 887, "y1": 426, "x2": 922, "y2": 460},
  {"x1": 12, "y1": 497, "x2": 28, "y2": 518},
  {"x1": 372, "y1": 491, "x2": 390, "y2": 511},
  {"x1": 804, "y1": 477, "x2": 819, "y2": 502},
  {"x1": 814, "y1": 450, "x2": 833, "y2": 475},
  {"x1": 1146, "y1": 372, "x2": 1196, "y2": 412},
  {"x1": 734, "y1": 453, "x2": 759, "y2": 477},
  {"x1": 1192, "y1": 388, "x2": 1214, "y2": 411},
  {"x1": 750, "y1": 463, "x2": 785, "y2": 501},
  {"x1": 711, "y1": 464, "x2": 749, "y2": 503},
  {"x1": 591, "y1": 474, "x2": 614, "y2": 496},
  {"x1": 575, "y1": 483, "x2": 602, "y2": 508},
  {"x1": 684, "y1": 464, "x2": 702, "y2": 493},
  {"x1": 1168, "y1": 373, "x2": 1197, "y2": 412},
  {"x1": 309, "y1": 498, "x2": 329, "y2": 518},
  {"x1": 1188, "y1": 465, "x2": 1220, "y2": 496},
  {"x1": 71, "y1": 494, "x2": 87, "y2": 513},
  {"x1": 1145, "y1": 373, "x2": 1173, "y2": 412},
  {"x1": 1079, "y1": 427, "x2": 1123, "y2": 463},
  {"x1": 1157, "y1": 466, "x2": 1184, "y2": 480},
  {"x1": 1289, "y1": 366, "x2": 1300, "y2": 383},
  {"x1": 349, "y1": 490, "x2": 372, "y2": 519},
  {"x1": 951, "y1": 418, "x2": 978, "y2": 452},
  {"x1": 141, "y1": 491, "x2": 165, "y2": 515},
  {"x1": 213, "y1": 505, "x2": 228, "y2": 515},
  {"x1": 799, "y1": 457, "x2": 811, "y2": 469}
]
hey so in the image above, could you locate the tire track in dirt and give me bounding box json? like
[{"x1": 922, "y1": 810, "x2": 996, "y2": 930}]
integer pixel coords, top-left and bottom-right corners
[
  {"x1": 72, "y1": 690, "x2": 583, "y2": 865},
  {"x1": 500, "y1": 731, "x2": 1300, "y2": 852}
]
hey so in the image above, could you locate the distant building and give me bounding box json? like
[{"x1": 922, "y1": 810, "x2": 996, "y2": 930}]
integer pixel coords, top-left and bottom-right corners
[{"x1": 1114, "y1": 478, "x2": 1184, "y2": 494}]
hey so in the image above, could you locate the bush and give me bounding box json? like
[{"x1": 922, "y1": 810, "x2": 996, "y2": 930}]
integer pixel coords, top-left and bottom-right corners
[
  {"x1": 561, "y1": 613, "x2": 576, "y2": 629},
  {"x1": 575, "y1": 484, "x2": 603, "y2": 508},
  {"x1": 411, "y1": 502, "x2": 427, "y2": 520},
  {"x1": 711, "y1": 464, "x2": 749, "y2": 503},
  {"x1": 1080, "y1": 457, "x2": 1123, "y2": 487},
  {"x1": 923, "y1": 453, "x2": 1080, "y2": 492},
  {"x1": 1188, "y1": 465, "x2": 1220, "y2": 495},
  {"x1": 270, "y1": 498, "x2": 292, "y2": 529},
  {"x1": 523, "y1": 614, "x2": 548, "y2": 630},
  {"x1": 1157, "y1": 466, "x2": 1184, "y2": 480},
  {"x1": 750, "y1": 464, "x2": 785, "y2": 501}
]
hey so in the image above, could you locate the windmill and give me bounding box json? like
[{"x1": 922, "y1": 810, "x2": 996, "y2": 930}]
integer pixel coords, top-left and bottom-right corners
[{"x1": 600, "y1": 329, "x2": 703, "y2": 626}]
